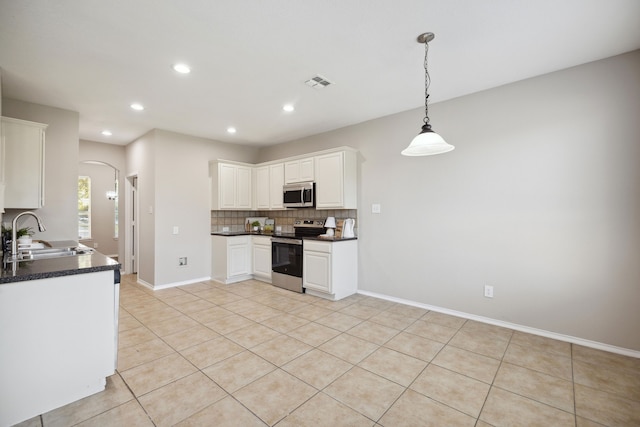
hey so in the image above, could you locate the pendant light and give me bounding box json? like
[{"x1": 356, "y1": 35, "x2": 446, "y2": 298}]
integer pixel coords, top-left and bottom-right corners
[{"x1": 402, "y1": 32, "x2": 454, "y2": 156}]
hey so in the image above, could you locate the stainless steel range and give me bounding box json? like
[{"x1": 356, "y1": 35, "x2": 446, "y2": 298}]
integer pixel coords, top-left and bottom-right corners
[{"x1": 271, "y1": 219, "x2": 325, "y2": 293}]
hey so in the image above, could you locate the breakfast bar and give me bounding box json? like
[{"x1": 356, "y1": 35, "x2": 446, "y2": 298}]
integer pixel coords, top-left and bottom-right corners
[{"x1": 0, "y1": 249, "x2": 120, "y2": 426}]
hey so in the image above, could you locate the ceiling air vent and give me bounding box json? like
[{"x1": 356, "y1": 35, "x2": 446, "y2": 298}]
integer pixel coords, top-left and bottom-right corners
[{"x1": 305, "y1": 75, "x2": 333, "y2": 89}]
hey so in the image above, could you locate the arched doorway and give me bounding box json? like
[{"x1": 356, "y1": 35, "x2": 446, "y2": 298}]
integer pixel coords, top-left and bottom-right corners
[{"x1": 78, "y1": 161, "x2": 120, "y2": 261}]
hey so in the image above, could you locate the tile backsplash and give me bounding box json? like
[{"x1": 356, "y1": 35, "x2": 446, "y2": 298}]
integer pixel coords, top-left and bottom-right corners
[{"x1": 211, "y1": 209, "x2": 357, "y2": 234}]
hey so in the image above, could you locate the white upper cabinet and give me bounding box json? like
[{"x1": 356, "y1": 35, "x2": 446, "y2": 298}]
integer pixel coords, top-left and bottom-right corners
[
  {"x1": 254, "y1": 166, "x2": 270, "y2": 209},
  {"x1": 284, "y1": 157, "x2": 314, "y2": 183},
  {"x1": 315, "y1": 150, "x2": 357, "y2": 209},
  {"x1": 268, "y1": 163, "x2": 284, "y2": 209},
  {"x1": 254, "y1": 162, "x2": 284, "y2": 210},
  {"x1": 211, "y1": 147, "x2": 357, "y2": 212},
  {"x1": 210, "y1": 161, "x2": 252, "y2": 210},
  {"x1": 1, "y1": 117, "x2": 47, "y2": 209}
]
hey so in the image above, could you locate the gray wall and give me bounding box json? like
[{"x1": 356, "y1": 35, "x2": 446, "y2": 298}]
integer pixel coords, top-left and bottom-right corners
[
  {"x1": 126, "y1": 130, "x2": 157, "y2": 283},
  {"x1": 2, "y1": 98, "x2": 79, "y2": 241},
  {"x1": 127, "y1": 129, "x2": 258, "y2": 287},
  {"x1": 79, "y1": 140, "x2": 126, "y2": 260},
  {"x1": 258, "y1": 50, "x2": 640, "y2": 351},
  {"x1": 77, "y1": 162, "x2": 118, "y2": 256}
]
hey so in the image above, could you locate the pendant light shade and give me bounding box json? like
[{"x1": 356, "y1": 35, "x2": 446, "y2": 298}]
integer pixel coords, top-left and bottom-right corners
[
  {"x1": 402, "y1": 32, "x2": 454, "y2": 156},
  {"x1": 402, "y1": 124, "x2": 454, "y2": 156}
]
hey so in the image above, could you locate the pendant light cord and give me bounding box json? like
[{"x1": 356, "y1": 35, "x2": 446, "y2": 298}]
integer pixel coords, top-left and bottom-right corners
[{"x1": 423, "y1": 40, "x2": 431, "y2": 127}]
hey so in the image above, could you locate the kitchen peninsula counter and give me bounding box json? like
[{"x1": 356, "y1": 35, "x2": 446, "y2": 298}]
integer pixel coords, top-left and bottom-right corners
[
  {"x1": 0, "y1": 250, "x2": 120, "y2": 284},
  {"x1": 0, "y1": 249, "x2": 120, "y2": 426}
]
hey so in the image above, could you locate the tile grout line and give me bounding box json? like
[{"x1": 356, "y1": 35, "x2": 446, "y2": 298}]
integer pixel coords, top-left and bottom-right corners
[{"x1": 116, "y1": 277, "x2": 636, "y2": 426}]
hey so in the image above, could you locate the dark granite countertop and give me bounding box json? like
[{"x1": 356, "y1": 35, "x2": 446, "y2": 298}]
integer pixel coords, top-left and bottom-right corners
[
  {"x1": 0, "y1": 250, "x2": 120, "y2": 284},
  {"x1": 211, "y1": 231, "x2": 357, "y2": 242}
]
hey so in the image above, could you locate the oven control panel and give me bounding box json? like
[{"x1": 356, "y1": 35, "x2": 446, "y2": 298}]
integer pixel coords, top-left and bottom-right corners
[{"x1": 294, "y1": 219, "x2": 325, "y2": 228}]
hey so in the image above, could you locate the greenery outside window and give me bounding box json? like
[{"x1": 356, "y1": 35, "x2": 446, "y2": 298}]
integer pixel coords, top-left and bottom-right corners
[{"x1": 78, "y1": 176, "x2": 91, "y2": 239}]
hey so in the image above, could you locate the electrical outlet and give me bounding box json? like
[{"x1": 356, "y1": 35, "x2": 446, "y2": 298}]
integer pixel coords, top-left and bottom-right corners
[
  {"x1": 178, "y1": 257, "x2": 187, "y2": 266},
  {"x1": 484, "y1": 285, "x2": 494, "y2": 298}
]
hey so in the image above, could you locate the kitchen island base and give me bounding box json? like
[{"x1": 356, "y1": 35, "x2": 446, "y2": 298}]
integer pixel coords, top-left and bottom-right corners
[{"x1": 0, "y1": 270, "x2": 119, "y2": 426}]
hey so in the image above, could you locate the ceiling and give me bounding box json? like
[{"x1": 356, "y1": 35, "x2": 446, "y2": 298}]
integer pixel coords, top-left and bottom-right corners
[{"x1": 1, "y1": 0, "x2": 639, "y2": 147}]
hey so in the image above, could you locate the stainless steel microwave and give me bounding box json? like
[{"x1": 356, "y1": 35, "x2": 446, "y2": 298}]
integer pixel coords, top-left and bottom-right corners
[{"x1": 283, "y1": 182, "x2": 315, "y2": 208}]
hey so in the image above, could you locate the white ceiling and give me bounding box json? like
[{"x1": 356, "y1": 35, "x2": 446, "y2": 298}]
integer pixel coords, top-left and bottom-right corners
[{"x1": 1, "y1": 0, "x2": 639, "y2": 147}]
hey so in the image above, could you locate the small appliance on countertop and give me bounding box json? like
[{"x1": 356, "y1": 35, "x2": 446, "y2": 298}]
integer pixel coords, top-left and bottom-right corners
[{"x1": 342, "y1": 218, "x2": 355, "y2": 238}]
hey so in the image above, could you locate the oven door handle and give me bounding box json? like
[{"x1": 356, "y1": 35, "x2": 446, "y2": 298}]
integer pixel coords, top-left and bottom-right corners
[{"x1": 271, "y1": 237, "x2": 303, "y2": 245}]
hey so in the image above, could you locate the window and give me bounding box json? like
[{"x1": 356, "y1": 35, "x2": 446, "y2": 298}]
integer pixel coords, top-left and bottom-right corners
[
  {"x1": 113, "y1": 179, "x2": 118, "y2": 238},
  {"x1": 78, "y1": 176, "x2": 91, "y2": 239}
]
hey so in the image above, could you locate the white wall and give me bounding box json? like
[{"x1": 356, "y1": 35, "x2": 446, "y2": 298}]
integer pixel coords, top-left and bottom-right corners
[
  {"x1": 258, "y1": 50, "x2": 640, "y2": 352},
  {"x1": 2, "y1": 99, "x2": 79, "y2": 241}
]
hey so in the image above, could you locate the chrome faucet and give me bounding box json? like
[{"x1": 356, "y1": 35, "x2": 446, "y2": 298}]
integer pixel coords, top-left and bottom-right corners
[{"x1": 11, "y1": 211, "x2": 46, "y2": 261}]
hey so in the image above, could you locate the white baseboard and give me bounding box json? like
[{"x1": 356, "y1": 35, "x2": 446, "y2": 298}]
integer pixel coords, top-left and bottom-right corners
[
  {"x1": 357, "y1": 290, "x2": 640, "y2": 359},
  {"x1": 137, "y1": 276, "x2": 211, "y2": 290},
  {"x1": 211, "y1": 274, "x2": 253, "y2": 285}
]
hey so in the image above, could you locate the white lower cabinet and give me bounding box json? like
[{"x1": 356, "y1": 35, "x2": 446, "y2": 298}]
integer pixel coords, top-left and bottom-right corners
[
  {"x1": 303, "y1": 240, "x2": 357, "y2": 300},
  {"x1": 252, "y1": 236, "x2": 272, "y2": 283},
  {"x1": 211, "y1": 235, "x2": 252, "y2": 284},
  {"x1": 0, "y1": 270, "x2": 117, "y2": 426}
]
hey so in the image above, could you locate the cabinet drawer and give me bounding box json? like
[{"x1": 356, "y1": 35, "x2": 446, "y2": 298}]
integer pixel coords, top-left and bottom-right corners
[
  {"x1": 304, "y1": 240, "x2": 332, "y2": 253},
  {"x1": 252, "y1": 236, "x2": 271, "y2": 246},
  {"x1": 228, "y1": 235, "x2": 250, "y2": 245}
]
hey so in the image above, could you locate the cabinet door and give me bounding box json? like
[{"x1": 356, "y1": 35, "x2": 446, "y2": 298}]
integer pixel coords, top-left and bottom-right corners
[
  {"x1": 228, "y1": 239, "x2": 250, "y2": 277},
  {"x1": 218, "y1": 163, "x2": 237, "y2": 209},
  {"x1": 236, "y1": 166, "x2": 252, "y2": 209},
  {"x1": 284, "y1": 160, "x2": 299, "y2": 184},
  {"x1": 269, "y1": 163, "x2": 284, "y2": 209},
  {"x1": 284, "y1": 157, "x2": 314, "y2": 183},
  {"x1": 252, "y1": 243, "x2": 272, "y2": 279},
  {"x1": 1, "y1": 117, "x2": 47, "y2": 209},
  {"x1": 254, "y1": 166, "x2": 270, "y2": 209},
  {"x1": 303, "y1": 250, "x2": 332, "y2": 293},
  {"x1": 299, "y1": 157, "x2": 315, "y2": 182},
  {"x1": 315, "y1": 152, "x2": 344, "y2": 208}
]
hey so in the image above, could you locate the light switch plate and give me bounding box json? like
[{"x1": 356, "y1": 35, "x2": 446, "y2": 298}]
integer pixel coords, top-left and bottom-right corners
[{"x1": 371, "y1": 203, "x2": 381, "y2": 214}]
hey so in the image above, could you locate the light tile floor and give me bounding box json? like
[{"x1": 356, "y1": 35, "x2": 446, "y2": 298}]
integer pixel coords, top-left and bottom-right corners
[{"x1": 17, "y1": 274, "x2": 640, "y2": 426}]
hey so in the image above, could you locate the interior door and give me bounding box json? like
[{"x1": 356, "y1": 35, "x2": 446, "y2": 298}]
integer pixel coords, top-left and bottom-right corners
[{"x1": 126, "y1": 175, "x2": 138, "y2": 274}]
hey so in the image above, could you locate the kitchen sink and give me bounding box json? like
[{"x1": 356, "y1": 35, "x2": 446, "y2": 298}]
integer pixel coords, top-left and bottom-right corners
[
  {"x1": 18, "y1": 247, "x2": 78, "y2": 260},
  {"x1": 11, "y1": 241, "x2": 93, "y2": 262}
]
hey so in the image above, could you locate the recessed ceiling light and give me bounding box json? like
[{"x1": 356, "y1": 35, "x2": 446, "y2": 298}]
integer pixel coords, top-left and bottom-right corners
[
  {"x1": 130, "y1": 103, "x2": 144, "y2": 111},
  {"x1": 173, "y1": 63, "x2": 191, "y2": 74},
  {"x1": 101, "y1": 130, "x2": 112, "y2": 136},
  {"x1": 227, "y1": 127, "x2": 237, "y2": 134},
  {"x1": 283, "y1": 104, "x2": 295, "y2": 112}
]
